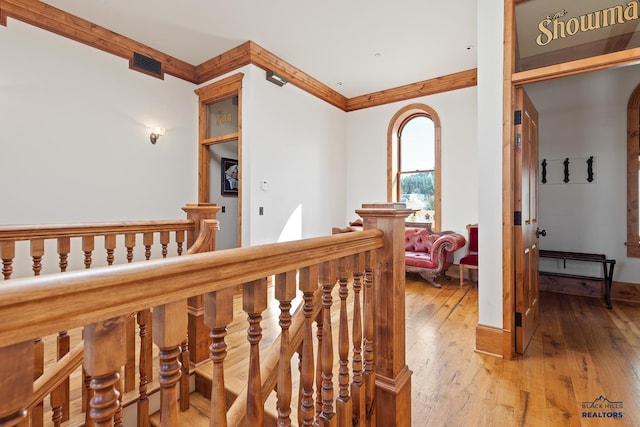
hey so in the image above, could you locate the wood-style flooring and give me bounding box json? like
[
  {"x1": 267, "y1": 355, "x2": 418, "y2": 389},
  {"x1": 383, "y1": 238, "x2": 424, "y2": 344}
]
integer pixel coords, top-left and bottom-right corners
[
  {"x1": 407, "y1": 274, "x2": 640, "y2": 427},
  {"x1": 41, "y1": 274, "x2": 640, "y2": 426}
]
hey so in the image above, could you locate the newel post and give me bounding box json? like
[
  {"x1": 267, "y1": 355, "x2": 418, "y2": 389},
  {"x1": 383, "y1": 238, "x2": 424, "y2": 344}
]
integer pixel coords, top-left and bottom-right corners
[
  {"x1": 182, "y1": 203, "x2": 221, "y2": 365},
  {"x1": 356, "y1": 203, "x2": 413, "y2": 427}
]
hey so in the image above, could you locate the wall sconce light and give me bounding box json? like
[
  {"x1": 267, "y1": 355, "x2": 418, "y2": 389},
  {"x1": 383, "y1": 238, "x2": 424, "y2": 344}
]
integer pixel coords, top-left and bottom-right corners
[
  {"x1": 149, "y1": 127, "x2": 165, "y2": 144},
  {"x1": 266, "y1": 70, "x2": 288, "y2": 87}
]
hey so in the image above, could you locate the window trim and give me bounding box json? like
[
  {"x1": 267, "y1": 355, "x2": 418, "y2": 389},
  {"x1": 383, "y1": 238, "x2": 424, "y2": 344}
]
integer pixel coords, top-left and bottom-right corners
[{"x1": 387, "y1": 103, "x2": 441, "y2": 231}]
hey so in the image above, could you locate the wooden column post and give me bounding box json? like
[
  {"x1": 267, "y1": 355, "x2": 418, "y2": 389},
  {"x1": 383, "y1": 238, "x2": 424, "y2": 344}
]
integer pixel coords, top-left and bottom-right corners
[
  {"x1": 0, "y1": 341, "x2": 33, "y2": 427},
  {"x1": 356, "y1": 203, "x2": 412, "y2": 427},
  {"x1": 181, "y1": 203, "x2": 221, "y2": 365}
]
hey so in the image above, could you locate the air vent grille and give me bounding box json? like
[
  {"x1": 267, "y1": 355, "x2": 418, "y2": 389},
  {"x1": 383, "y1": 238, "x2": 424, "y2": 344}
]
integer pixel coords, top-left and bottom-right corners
[{"x1": 131, "y1": 52, "x2": 163, "y2": 78}]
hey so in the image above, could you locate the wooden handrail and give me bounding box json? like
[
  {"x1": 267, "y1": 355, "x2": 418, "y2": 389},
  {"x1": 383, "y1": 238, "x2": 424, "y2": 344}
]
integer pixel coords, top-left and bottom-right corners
[
  {"x1": 0, "y1": 220, "x2": 194, "y2": 241},
  {"x1": 0, "y1": 229, "x2": 384, "y2": 348},
  {"x1": 27, "y1": 343, "x2": 84, "y2": 411}
]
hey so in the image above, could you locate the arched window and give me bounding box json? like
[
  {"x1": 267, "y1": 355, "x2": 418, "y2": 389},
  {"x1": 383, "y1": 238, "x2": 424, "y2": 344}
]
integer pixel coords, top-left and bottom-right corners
[{"x1": 388, "y1": 104, "x2": 441, "y2": 230}]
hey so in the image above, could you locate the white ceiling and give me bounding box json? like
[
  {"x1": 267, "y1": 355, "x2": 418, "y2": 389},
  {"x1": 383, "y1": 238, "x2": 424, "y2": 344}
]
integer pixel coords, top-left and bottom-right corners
[{"x1": 42, "y1": 0, "x2": 478, "y2": 98}]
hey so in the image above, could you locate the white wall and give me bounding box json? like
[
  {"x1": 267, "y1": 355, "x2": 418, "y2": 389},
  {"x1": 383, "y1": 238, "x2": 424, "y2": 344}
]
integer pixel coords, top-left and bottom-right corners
[
  {"x1": 241, "y1": 66, "x2": 347, "y2": 246},
  {"x1": 0, "y1": 20, "x2": 198, "y2": 224},
  {"x1": 525, "y1": 65, "x2": 640, "y2": 283},
  {"x1": 345, "y1": 86, "x2": 478, "y2": 260}
]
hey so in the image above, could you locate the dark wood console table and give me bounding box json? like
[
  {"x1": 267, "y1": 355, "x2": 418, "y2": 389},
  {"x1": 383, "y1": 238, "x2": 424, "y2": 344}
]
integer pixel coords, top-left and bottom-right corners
[{"x1": 539, "y1": 250, "x2": 616, "y2": 309}]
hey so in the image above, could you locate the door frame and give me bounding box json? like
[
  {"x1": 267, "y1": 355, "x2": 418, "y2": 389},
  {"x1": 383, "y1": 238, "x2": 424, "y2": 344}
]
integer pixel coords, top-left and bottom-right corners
[{"x1": 502, "y1": 0, "x2": 640, "y2": 358}]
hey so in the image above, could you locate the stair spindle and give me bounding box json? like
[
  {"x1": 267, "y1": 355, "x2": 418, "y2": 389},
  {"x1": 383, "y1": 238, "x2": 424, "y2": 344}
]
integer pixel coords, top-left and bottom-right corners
[
  {"x1": 104, "y1": 235, "x2": 116, "y2": 266},
  {"x1": 337, "y1": 257, "x2": 352, "y2": 424},
  {"x1": 319, "y1": 261, "x2": 337, "y2": 424},
  {"x1": 31, "y1": 239, "x2": 44, "y2": 276},
  {"x1": 204, "y1": 288, "x2": 235, "y2": 427},
  {"x1": 298, "y1": 265, "x2": 319, "y2": 426},
  {"x1": 153, "y1": 300, "x2": 188, "y2": 426},
  {"x1": 275, "y1": 270, "x2": 297, "y2": 426},
  {"x1": 243, "y1": 278, "x2": 268, "y2": 427},
  {"x1": 137, "y1": 309, "x2": 152, "y2": 427},
  {"x1": 350, "y1": 253, "x2": 366, "y2": 425},
  {"x1": 125, "y1": 233, "x2": 135, "y2": 263},
  {"x1": 83, "y1": 236, "x2": 94, "y2": 269},
  {"x1": 0, "y1": 241, "x2": 15, "y2": 280},
  {"x1": 160, "y1": 231, "x2": 169, "y2": 258},
  {"x1": 175, "y1": 230, "x2": 184, "y2": 256},
  {"x1": 363, "y1": 252, "x2": 376, "y2": 425},
  {"x1": 57, "y1": 237, "x2": 70, "y2": 272},
  {"x1": 84, "y1": 317, "x2": 126, "y2": 426},
  {"x1": 143, "y1": 232, "x2": 153, "y2": 260}
]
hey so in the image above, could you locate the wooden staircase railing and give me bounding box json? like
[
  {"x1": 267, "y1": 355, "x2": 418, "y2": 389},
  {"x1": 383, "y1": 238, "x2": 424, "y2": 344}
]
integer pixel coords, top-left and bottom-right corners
[
  {"x1": 0, "y1": 203, "x2": 220, "y2": 427},
  {"x1": 0, "y1": 203, "x2": 413, "y2": 427}
]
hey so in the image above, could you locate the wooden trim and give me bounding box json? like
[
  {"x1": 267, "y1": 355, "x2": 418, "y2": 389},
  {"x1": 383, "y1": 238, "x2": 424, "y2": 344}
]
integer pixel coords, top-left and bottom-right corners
[
  {"x1": 628, "y1": 83, "x2": 640, "y2": 257},
  {"x1": 1, "y1": 1, "x2": 478, "y2": 111},
  {"x1": 386, "y1": 104, "x2": 441, "y2": 231},
  {"x1": 513, "y1": 46, "x2": 640, "y2": 85},
  {"x1": 195, "y1": 42, "x2": 253, "y2": 84},
  {"x1": 347, "y1": 69, "x2": 477, "y2": 112},
  {"x1": 246, "y1": 41, "x2": 348, "y2": 111},
  {"x1": 475, "y1": 324, "x2": 504, "y2": 358},
  {"x1": 0, "y1": 0, "x2": 197, "y2": 83},
  {"x1": 0, "y1": 229, "x2": 384, "y2": 347},
  {"x1": 502, "y1": 0, "x2": 516, "y2": 361}
]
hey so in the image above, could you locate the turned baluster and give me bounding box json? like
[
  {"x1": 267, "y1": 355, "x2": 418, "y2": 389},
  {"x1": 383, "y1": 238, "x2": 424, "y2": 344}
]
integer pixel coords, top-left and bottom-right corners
[
  {"x1": 143, "y1": 232, "x2": 153, "y2": 260},
  {"x1": 179, "y1": 339, "x2": 190, "y2": 412},
  {"x1": 175, "y1": 230, "x2": 185, "y2": 256},
  {"x1": 153, "y1": 300, "x2": 187, "y2": 426},
  {"x1": 84, "y1": 317, "x2": 126, "y2": 427},
  {"x1": 31, "y1": 239, "x2": 44, "y2": 276},
  {"x1": 244, "y1": 278, "x2": 268, "y2": 426},
  {"x1": 104, "y1": 235, "x2": 116, "y2": 266},
  {"x1": 32, "y1": 338, "x2": 44, "y2": 427},
  {"x1": 350, "y1": 253, "x2": 366, "y2": 425},
  {"x1": 83, "y1": 236, "x2": 94, "y2": 269},
  {"x1": 137, "y1": 309, "x2": 152, "y2": 427},
  {"x1": 0, "y1": 341, "x2": 34, "y2": 427},
  {"x1": 314, "y1": 304, "x2": 324, "y2": 420},
  {"x1": 54, "y1": 238, "x2": 72, "y2": 423},
  {"x1": 363, "y1": 252, "x2": 376, "y2": 426},
  {"x1": 125, "y1": 234, "x2": 135, "y2": 264},
  {"x1": 298, "y1": 265, "x2": 319, "y2": 426},
  {"x1": 51, "y1": 330, "x2": 71, "y2": 424},
  {"x1": 160, "y1": 231, "x2": 169, "y2": 258},
  {"x1": 57, "y1": 237, "x2": 70, "y2": 272},
  {"x1": 275, "y1": 270, "x2": 297, "y2": 426},
  {"x1": 337, "y1": 256, "x2": 352, "y2": 424},
  {"x1": 124, "y1": 315, "x2": 136, "y2": 393},
  {"x1": 319, "y1": 261, "x2": 337, "y2": 424},
  {"x1": 204, "y1": 288, "x2": 235, "y2": 426},
  {"x1": 1, "y1": 241, "x2": 15, "y2": 280}
]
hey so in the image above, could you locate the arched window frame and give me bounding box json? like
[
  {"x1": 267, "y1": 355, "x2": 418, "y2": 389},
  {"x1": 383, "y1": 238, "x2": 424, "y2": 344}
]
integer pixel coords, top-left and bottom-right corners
[
  {"x1": 627, "y1": 83, "x2": 640, "y2": 257},
  {"x1": 387, "y1": 103, "x2": 441, "y2": 231}
]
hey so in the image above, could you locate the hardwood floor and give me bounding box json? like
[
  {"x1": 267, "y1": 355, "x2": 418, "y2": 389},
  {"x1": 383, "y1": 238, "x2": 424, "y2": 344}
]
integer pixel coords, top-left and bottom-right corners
[
  {"x1": 408, "y1": 274, "x2": 640, "y2": 427},
  {"x1": 41, "y1": 274, "x2": 640, "y2": 426}
]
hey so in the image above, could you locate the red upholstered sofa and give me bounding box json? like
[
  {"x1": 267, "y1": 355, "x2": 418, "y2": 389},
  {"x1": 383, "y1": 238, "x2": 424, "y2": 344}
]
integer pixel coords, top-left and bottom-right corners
[{"x1": 405, "y1": 227, "x2": 466, "y2": 287}]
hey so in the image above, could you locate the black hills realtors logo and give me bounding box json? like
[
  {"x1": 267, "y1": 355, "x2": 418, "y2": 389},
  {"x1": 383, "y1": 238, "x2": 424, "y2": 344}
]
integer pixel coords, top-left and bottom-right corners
[{"x1": 581, "y1": 395, "x2": 624, "y2": 419}]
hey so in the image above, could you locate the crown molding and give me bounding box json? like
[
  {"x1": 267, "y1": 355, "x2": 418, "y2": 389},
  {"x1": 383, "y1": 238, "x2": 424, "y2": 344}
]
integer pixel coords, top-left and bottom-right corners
[
  {"x1": 1, "y1": 0, "x2": 477, "y2": 111},
  {"x1": 0, "y1": 0, "x2": 197, "y2": 83}
]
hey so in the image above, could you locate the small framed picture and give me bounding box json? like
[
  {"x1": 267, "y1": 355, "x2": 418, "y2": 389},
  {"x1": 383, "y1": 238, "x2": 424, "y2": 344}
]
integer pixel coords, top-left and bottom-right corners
[{"x1": 221, "y1": 158, "x2": 238, "y2": 196}]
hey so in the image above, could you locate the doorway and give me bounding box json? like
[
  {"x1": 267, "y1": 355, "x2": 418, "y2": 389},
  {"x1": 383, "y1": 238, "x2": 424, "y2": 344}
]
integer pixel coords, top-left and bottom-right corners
[{"x1": 195, "y1": 73, "x2": 244, "y2": 249}]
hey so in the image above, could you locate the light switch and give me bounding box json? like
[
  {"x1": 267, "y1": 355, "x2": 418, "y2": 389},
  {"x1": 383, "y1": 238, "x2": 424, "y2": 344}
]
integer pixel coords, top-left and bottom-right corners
[{"x1": 260, "y1": 180, "x2": 268, "y2": 191}]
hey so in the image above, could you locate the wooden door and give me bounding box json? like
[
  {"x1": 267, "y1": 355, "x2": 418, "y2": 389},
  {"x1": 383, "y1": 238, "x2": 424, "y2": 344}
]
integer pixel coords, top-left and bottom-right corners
[{"x1": 514, "y1": 87, "x2": 540, "y2": 354}]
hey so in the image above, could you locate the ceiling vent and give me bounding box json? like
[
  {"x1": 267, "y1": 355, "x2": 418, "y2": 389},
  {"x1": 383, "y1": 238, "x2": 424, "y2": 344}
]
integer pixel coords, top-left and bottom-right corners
[{"x1": 130, "y1": 52, "x2": 164, "y2": 79}]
